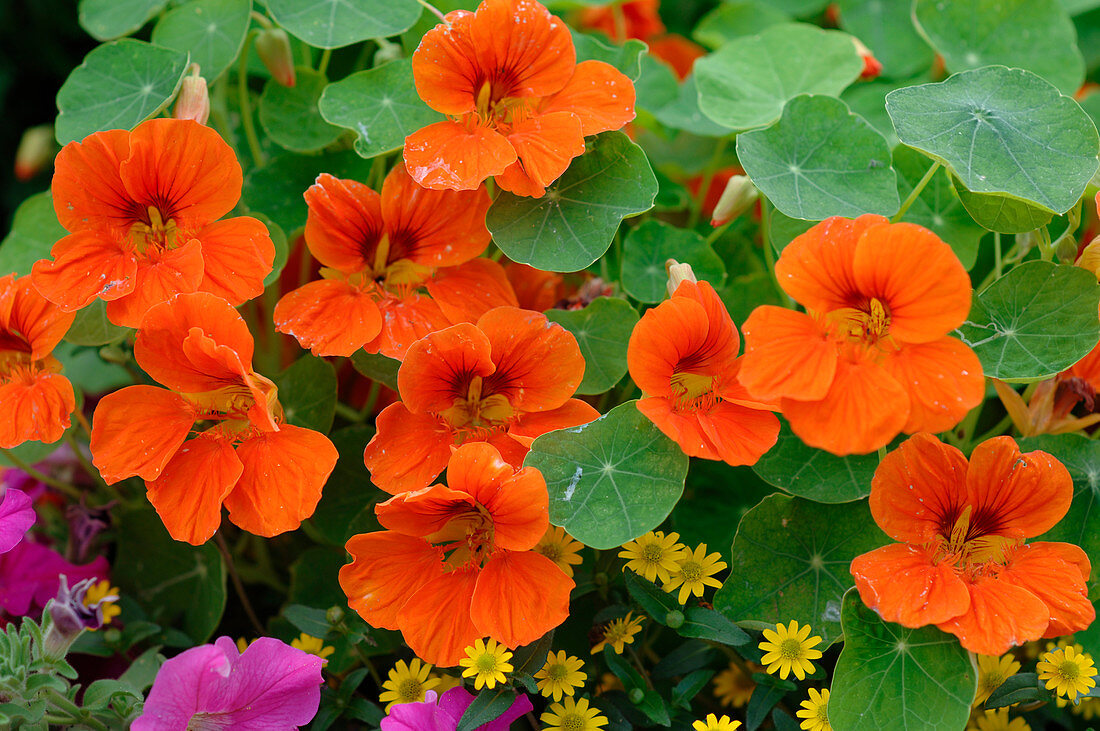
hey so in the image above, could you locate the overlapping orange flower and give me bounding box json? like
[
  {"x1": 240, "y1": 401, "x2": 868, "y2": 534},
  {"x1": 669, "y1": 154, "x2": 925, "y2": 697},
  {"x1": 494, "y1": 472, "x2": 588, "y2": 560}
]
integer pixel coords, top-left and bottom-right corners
[
  {"x1": 90, "y1": 293, "x2": 337, "y2": 544},
  {"x1": 0, "y1": 274, "x2": 75, "y2": 448},
  {"x1": 274, "y1": 166, "x2": 515, "y2": 359},
  {"x1": 739, "y1": 216, "x2": 984, "y2": 455},
  {"x1": 340, "y1": 442, "x2": 573, "y2": 666},
  {"x1": 850, "y1": 433, "x2": 1093, "y2": 656},
  {"x1": 405, "y1": 0, "x2": 636, "y2": 197},
  {"x1": 32, "y1": 118, "x2": 274, "y2": 327},
  {"x1": 363, "y1": 306, "x2": 598, "y2": 493},
  {"x1": 628, "y1": 279, "x2": 779, "y2": 465}
]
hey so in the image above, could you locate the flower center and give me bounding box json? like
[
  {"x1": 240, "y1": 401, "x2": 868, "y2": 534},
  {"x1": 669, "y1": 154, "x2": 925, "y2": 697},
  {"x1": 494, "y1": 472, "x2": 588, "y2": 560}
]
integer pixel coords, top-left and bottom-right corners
[
  {"x1": 935, "y1": 505, "x2": 1018, "y2": 569},
  {"x1": 826, "y1": 297, "x2": 892, "y2": 347},
  {"x1": 559, "y1": 714, "x2": 584, "y2": 731},
  {"x1": 641, "y1": 543, "x2": 665, "y2": 563},
  {"x1": 780, "y1": 638, "x2": 803, "y2": 659},
  {"x1": 440, "y1": 375, "x2": 515, "y2": 431},
  {"x1": 397, "y1": 678, "x2": 423, "y2": 701},
  {"x1": 476, "y1": 653, "x2": 498, "y2": 673},
  {"x1": 679, "y1": 560, "x2": 704, "y2": 583},
  {"x1": 817, "y1": 704, "x2": 829, "y2": 722},
  {"x1": 130, "y1": 205, "x2": 179, "y2": 253},
  {"x1": 540, "y1": 543, "x2": 563, "y2": 561},
  {"x1": 1060, "y1": 661, "x2": 1082, "y2": 681},
  {"x1": 670, "y1": 371, "x2": 717, "y2": 413},
  {"x1": 547, "y1": 663, "x2": 570, "y2": 681}
]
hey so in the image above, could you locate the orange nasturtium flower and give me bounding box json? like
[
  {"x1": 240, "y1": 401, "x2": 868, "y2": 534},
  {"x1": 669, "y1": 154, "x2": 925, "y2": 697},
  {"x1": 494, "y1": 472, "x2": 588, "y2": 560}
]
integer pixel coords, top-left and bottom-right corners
[
  {"x1": 405, "y1": 0, "x2": 636, "y2": 197},
  {"x1": 89, "y1": 293, "x2": 338, "y2": 545},
  {"x1": 274, "y1": 166, "x2": 516, "y2": 359},
  {"x1": 32, "y1": 119, "x2": 273, "y2": 328},
  {"x1": 627, "y1": 280, "x2": 780, "y2": 465},
  {"x1": 738, "y1": 216, "x2": 984, "y2": 455},
  {"x1": 0, "y1": 274, "x2": 76, "y2": 448},
  {"x1": 340, "y1": 442, "x2": 573, "y2": 666},
  {"x1": 850, "y1": 433, "x2": 1094, "y2": 656},
  {"x1": 578, "y1": 0, "x2": 665, "y2": 42},
  {"x1": 363, "y1": 306, "x2": 599, "y2": 493}
]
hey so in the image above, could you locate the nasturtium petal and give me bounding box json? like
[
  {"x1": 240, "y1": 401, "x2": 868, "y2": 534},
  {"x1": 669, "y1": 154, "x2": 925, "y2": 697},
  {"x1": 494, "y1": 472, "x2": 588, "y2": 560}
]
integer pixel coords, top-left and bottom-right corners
[
  {"x1": 957, "y1": 260, "x2": 1100, "y2": 382},
  {"x1": 545, "y1": 297, "x2": 638, "y2": 396},
  {"x1": 265, "y1": 0, "x2": 421, "y2": 48},
  {"x1": 151, "y1": 0, "x2": 251, "y2": 80},
  {"x1": 913, "y1": 0, "x2": 1084, "y2": 95},
  {"x1": 0, "y1": 193, "x2": 66, "y2": 277},
  {"x1": 837, "y1": 0, "x2": 933, "y2": 79},
  {"x1": 259, "y1": 68, "x2": 343, "y2": 153},
  {"x1": 886, "y1": 66, "x2": 1100, "y2": 214},
  {"x1": 695, "y1": 23, "x2": 863, "y2": 131},
  {"x1": 737, "y1": 94, "x2": 899, "y2": 220},
  {"x1": 79, "y1": 0, "x2": 167, "y2": 41},
  {"x1": 318, "y1": 59, "x2": 445, "y2": 159},
  {"x1": 56, "y1": 39, "x2": 190, "y2": 145},
  {"x1": 751, "y1": 419, "x2": 878, "y2": 503},
  {"x1": 524, "y1": 401, "x2": 688, "y2": 550},
  {"x1": 621, "y1": 220, "x2": 726, "y2": 303},
  {"x1": 713, "y1": 494, "x2": 889, "y2": 646},
  {"x1": 487, "y1": 131, "x2": 657, "y2": 273},
  {"x1": 829, "y1": 590, "x2": 976, "y2": 731}
]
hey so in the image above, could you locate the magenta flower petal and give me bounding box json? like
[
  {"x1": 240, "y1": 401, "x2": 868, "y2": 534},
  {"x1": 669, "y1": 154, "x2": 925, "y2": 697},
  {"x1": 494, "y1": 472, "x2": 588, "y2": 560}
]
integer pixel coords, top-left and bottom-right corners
[
  {"x1": 0, "y1": 541, "x2": 107, "y2": 616},
  {"x1": 0, "y1": 488, "x2": 34, "y2": 553},
  {"x1": 133, "y1": 636, "x2": 324, "y2": 731},
  {"x1": 382, "y1": 687, "x2": 533, "y2": 731}
]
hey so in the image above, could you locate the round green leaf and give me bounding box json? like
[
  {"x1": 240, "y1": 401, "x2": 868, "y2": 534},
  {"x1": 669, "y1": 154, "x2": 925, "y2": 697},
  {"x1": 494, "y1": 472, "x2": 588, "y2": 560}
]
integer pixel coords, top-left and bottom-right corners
[
  {"x1": 695, "y1": 23, "x2": 863, "y2": 131},
  {"x1": 958, "y1": 261, "x2": 1100, "y2": 382},
  {"x1": 770, "y1": 0, "x2": 829, "y2": 14},
  {"x1": 692, "y1": 2, "x2": 789, "y2": 50},
  {"x1": 524, "y1": 400, "x2": 689, "y2": 549},
  {"x1": 56, "y1": 39, "x2": 190, "y2": 145},
  {"x1": 750, "y1": 419, "x2": 877, "y2": 503},
  {"x1": 151, "y1": 0, "x2": 252, "y2": 81},
  {"x1": 713, "y1": 494, "x2": 889, "y2": 646},
  {"x1": 79, "y1": 0, "x2": 167, "y2": 41},
  {"x1": 949, "y1": 173, "x2": 1054, "y2": 234},
  {"x1": 892, "y1": 146, "x2": 985, "y2": 269},
  {"x1": 259, "y1": 68, "x2": 343, "y2": 153},
  {"x1": 913, "y1": 0, "x2": 1084, "y2": 95},
  {"x1": 274, "y1": 354, "x2": 337, "y2": 433},
  {"x1": 265, "y1": 0, "x2": 422, "y2": 48},
  {"x1": 737, "y1": 94, "x2": 899, "y2": 220},
  {"x1": 318, "y1": 59, "x2": 444, "y2": 159},
  {"x1": 572, "y1": 31, "x2": 646, "y2": 81},
  {"x1": 487, "y1": 131, "x2": 657, "y2": 273},
  {"x1": 830, "y1": 590, "x2": 976, "y2": 731},
  {"x1": 621, "y1": 220, "x2": 726, "y2": 302},
  {"x1": 1019, "y1": 434, "x2": 1100, "y2": 598},
  {"x1": 0, "y1": 193, "x2": 66, "y2": 277},
  {"x1": 653, "y1": 76, "x2": 732, "y2": 137},
  {"x1": 545, "y1": 297, "x2": 639, "y2": 395},
  {"x1": 837, "y1": 0, "x2": 933, "y2": 79},
  {"x1": 242, "y1": 150, "x2": 373, "y2": 234},
  {"x1": 64, "y1": 300, "x2": 129, "y2": 346},
  {"x1": 886, "y1": 66, "x2": 1100, "y2": 214}
]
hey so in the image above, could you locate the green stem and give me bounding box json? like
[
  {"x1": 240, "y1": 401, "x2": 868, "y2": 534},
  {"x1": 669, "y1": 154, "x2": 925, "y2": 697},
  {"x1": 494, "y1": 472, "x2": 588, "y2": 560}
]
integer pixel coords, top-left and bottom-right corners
[
  {"x1": 359, "y1": 380, "x2": 382, "y2": 419},
  {"x1": 993, "y1": 232, "x2": 1003, "y2": 280},
  {"x1": 238, "y1": 31, "x2": 265, "y2": 169},
  {"x1": 688, "y1": 138, "x2": 728, "y2": 228},
  {"x1": 317, "y1": 48, "x2": 332, "y2": 76},
  {"x1": 209, "y1": 77, "x2": 239, "y2": 158},
  {"x1": 705, "y1": 218, "x2": 734, "y2": 246},
  {"x1": 1037, "y1": 226, "x2": 1054, "y2": 261},
  {"x1": 759, "y1": 197, "x2": 789, "y2": 308},
  {"x1": 335, "y1": 402, "x2": 364, "y2": 423},
  {"x1": 973, "y1": 413, "x2": 1016, "y2": 444},
  {"x1": 416, "y1": 0, "x2": 448, "y2": 23},
  {"x1": 877, "y1": 446, "x2": 887, "y2": 463},
  {"x1": 611, "y1": 1, "x2": 627, "y2": 42},
  {"x1": 64, "y1": 431, "x2": 109, "y2": 492},
  {"x1": 0, "y1": 448, "x2": 83, "y2": 499},
  {"x1": 891, "y1": 162, "x2": 940, "y2": 223},
  {"x1": 215, "y1": 532, "x2": 266, "y2": 636},
  {"x1": 352, "y1": 643, "x2": 383, "y2": 686}
]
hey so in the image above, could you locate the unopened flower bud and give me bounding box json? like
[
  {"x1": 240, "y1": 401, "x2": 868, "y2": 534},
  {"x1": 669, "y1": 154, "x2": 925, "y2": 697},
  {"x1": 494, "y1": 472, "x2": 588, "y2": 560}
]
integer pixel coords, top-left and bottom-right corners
[
  {"x1": 255, "y1": 29, "x2": 296, "y2": 87},
  {"x1": 628, "y1": 688, "x2": 645, "y2": 704},
  {"x1": 665, "y1": 260, "x2": 697, "y2": 298},
  {"x1": 326, "y1": 605, "x2": 345, "y2": 625},
  {"x1": 174, "y1": 65, "x2": 210, "y2": 125},
  {"x1": 665, "y1": 610, "x2": 684, "y2": 628},
  {"x1": 14, "y1": 125, "x2": 55, "y2": 182},
  {"x1": 42, "y1": 576, "x2": 115, "y2": 659},
  {"x1": 373, "y1": 38, "x2": 404, "y2": 67},
  {"x1": 853, "y1": 38, "x2": 882, "y2": 81},
  {"x1": 710, "y1": 174, "x2": 758, "y2": 227}
]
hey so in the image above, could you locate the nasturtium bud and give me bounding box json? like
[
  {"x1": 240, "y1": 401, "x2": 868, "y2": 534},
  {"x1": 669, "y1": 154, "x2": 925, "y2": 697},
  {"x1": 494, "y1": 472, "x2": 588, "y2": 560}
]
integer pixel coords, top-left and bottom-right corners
[
  {"x1": 14, "y1": 125, "x2": 54, "y2": 182},
  {"x1": 255, "y1": 28, "x2": 296, "y2": 87},
  {"x1": 174, "y1": 65, "x2": 210, "y2": 125},
  {"x1": 710, "y1": 174, "x2": 758, "y2": 227}
]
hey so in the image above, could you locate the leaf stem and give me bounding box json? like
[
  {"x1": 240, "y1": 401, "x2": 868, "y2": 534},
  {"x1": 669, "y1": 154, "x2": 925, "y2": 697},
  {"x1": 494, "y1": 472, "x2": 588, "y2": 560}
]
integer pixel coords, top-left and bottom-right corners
[
  {"x1": 317, "y1": 48, "x2": 332, "y2": 76},
  {"x1": 416, "y1": 0, "x2": 449, "y2": 24},
  {"x1": 63, "y1": 431, "x2": 110, "y2": 494},
  {"x1": 238, "y1": 31, "x2": 266, "y2": 169},
  {"x1": 214, "y1": 532, "x2": 266, "y2": 636},
  {"x1": 688, "y1": 138, "x2": 728, "y2": 228},
  {"x1": 0, "y1": 448, "x2": 82, "y2": 500},
  {"x1": 993, "y1": 231, "x2": 1002, "y2": 279},
  {"x1": 759, "y1": 197, "x2": 789, "y2": 308},
  {"x1": 891, "y1": 161, "x2": 940, "y2": 223}
]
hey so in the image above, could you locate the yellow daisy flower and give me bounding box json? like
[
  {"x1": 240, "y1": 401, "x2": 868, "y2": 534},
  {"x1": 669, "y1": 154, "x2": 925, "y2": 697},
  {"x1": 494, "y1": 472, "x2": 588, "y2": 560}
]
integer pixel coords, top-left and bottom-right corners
[
  {"x1": 692, "y1": 713, "x2": 742, "y2": 730},
  {"x1": 459, "y1": 638, "x2": 513, "y2": 690},
  {"x1": 663, "y1": 543, "x2": 727, "y2": 604},
  {"x1": 1037, "y1": 645, "x2": 1097, "y2": 700},
  {"x1": 759, "y1": 620, "x2": 823, "y2": 681},
  {"x1": 713, "y1": 661, "x2": 758, "y2": 709},
  {"x1": 290, "y1": 633, "x2": 335, "y2": 661},
  {"x1": 535, "y1": 526, "x2": 585, "y2": 578},
  {"x1": 796, "y1": 688, "x2": 831, "y2": 731},
  {"x1": 379, "y1": 658, "x2": 440, "y2": 710},
  {"x1": 82, "y1": 579, "x2": 121, "y2": 629},
  {"x1": 235, "y1": 637, "x2": 253, "y2": 653},
  {"x1": 591, "y1": 611, "x2": 645, "y2": 654},
  {"x1": 619, "y1": 531, "x2": 687, "y2": 584},
  {"x1": 973, "y1": 653, "x2": 1021, "y2": 706},
  {"x1": 535, "y1": 650, "x2": 587, "y2": 701},
  {"x1": 1073, "y1": 696, "x2": 1100, "y2": 719},
  {"x1": 967, "y1": 708, "x2": 1030, "y2": 731},
  {"x1": 541, "y1": 696, "x2": 608, "y2": 731}
]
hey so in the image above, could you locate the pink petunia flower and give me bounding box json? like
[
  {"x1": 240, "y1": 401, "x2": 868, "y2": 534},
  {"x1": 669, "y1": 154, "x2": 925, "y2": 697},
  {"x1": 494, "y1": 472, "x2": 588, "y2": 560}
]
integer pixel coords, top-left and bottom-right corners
[
  {"x1": 132, "y1": 636, "x2": 324, "y2": 730},
  {"x1": 0, "y1": 487, "x2": 34, "y2": 553},
  {"x1": 0, "y1": 540, "x2": 107, "y2": 617},
  {"x1": 381, "y1": 687, "x2": 533, "y2": 731}
]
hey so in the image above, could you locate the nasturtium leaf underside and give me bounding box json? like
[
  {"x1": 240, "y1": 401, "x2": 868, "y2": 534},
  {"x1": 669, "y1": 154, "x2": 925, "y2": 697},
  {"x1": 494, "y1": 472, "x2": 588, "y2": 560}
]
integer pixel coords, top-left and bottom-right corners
[
  {"x1": 545, "y1": 297, "x2": 638, "y2": 395},
  {"x1": 56, "y1": 39, "x2": 190, "y2": 145},
  {"x1": 571, "y1": 30, "x2": 646, "y2": 81},
  {"x1": 65, "y1": 300, "x2": 129, "y2": 347},
  {"x1": 829, "y1": 590, "x2": 976, "y2": 731},
  {"x1": 751, "y1": 419, "x2": 877, "y2": 503},
  {"x1": 695, "y1": 23, "x2": 863, "y2": 131},
  {"x1": 837, "y1": 0, "x2": 932, "y2": 79},
  {"x1": 487, "y1": 131, "x2": 657, "y2": 273},
  {"x1": 349, "y1": 350, "x2": 400, "y2": 391},
  {"x1": 692, "y1": 2, "x2": 789, "y2": 50},
  {"x1": 243, "y1": 150, "x2": 374, "y2": 234},
  {"x1": 1019, "y1": 434, "x2": 1100, "y2": 598},
  {"x1": 274, "y1": 354, "x2": 338, "y2": 433},
  {"x1": 633, "y1": 55, "x2": 678, "y2": 116},
  {"x1": 0, "y1": 192, "x2": 66, "y2": 277},
  {"x1": 310, "y1": 425, "x2": 378, "y2": 546},
  {"x1": 913, "y1": 0, "x2": 1084, "y2": 95},
  {"x1": 318, "y1": 59, "x2": 444, "y2": 159},
  {"x1": 737, "y1": 94, "x2": 899, "y2": 221},
  {"x1": 892, "y1": 146, "x2": 984, "y2": 269},
  {"x1": 957, "y1": 261, "x2": 1100, "y2": 382},
  {"x1": 713, "y1": 494, "x2": 889, "y2": 646},
  {"x1": 265, "y1": 0, "x2": 422, "y2": 48},
  {"x1": 524, "y1": 400, "x2": 689, "y2": 549},
  {"x1": 259, "y1": 68, "x2": 344, "y2": 153},
  {"x1": 886, "y1": 66, "x2": 1100, "y2": 214},
  {"x1": 621, "y1": 220, "x2": 726, "y2": 302},
  {"x1": 653, "y1": 77, "x2": 732, "y2": 137},
  {"x1": 152, "y1": 0, "x2": 252, "y2": 81},
  {"x1": 949, "y1": 173, "x2": 1054, "y2": 234},
  {"x1": 79, "y1": 0, "x2": 167, "y2": 41}
]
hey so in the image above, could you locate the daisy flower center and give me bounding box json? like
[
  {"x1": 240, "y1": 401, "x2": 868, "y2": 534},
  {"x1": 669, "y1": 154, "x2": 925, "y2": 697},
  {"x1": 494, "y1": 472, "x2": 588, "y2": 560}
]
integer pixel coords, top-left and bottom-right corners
[
  {"x1": 679, "y1": 560, "x2": 704, "y2": 582},
  {"x1": 541, "y1": 543, "x2": 563, "y2": 561},
  {"x1": 780, "y1": 638, "x2": 804, "y2": 659},
  {"x1": 559, "y1": 714, "x2": 585, "y2": 731},
  {"x1": 548, "y1": 663, "x2": 570, "y2": 681},
  {"x1": 1060, "y1": 661, "x2": 1082, "y2": 681},
  {"x1": 642, "y1": 543, "x2": 666, "y2": 562},
  {"x1": 476, "y1": 653, "x2": 499, "y2": 673},
  {"x1": 397, "y1": 678, "x2": 423, "y2": 701}
]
